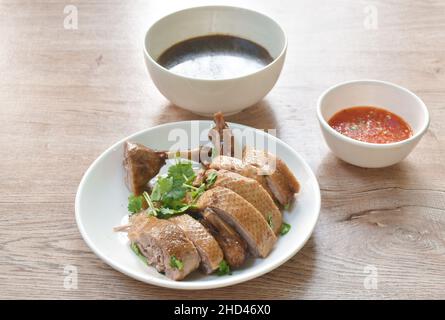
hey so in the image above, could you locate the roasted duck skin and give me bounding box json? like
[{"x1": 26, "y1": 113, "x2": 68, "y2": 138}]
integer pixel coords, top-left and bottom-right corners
[
  {"x1": 243, "y1": 146, "x2": 300, "y2": 206},
  {"x1": 170, "y1": 214, "x2": 223, "y2": 274},
  {"x1": 209, "y1": 155, "x2": 274, "y2": 199},
  {"x1": 123, "y1": 141, "x2": 212, "y2": 195},
  {"x1": 196, "y1": 187, "x2": 277, "y2": 258},
  {"x1": 123, "y1": 142, "x2": 166, "y2": 195},
  {"x1": 206, "y1": 169, "x2": 282, "y2": 235},
  {"x1": 210, "y1": 152, "x2": 300, "y2": 207}
]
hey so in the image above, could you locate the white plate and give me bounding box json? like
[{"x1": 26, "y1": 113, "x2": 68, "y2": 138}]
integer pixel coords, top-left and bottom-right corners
[{"x1": 75, "y1": 121, "x2": 320, "y2": 290}]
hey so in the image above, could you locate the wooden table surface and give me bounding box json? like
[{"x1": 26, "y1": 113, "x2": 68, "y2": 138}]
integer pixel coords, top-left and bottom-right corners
[{"x1": 1, "y1": 0, "x2": 444, "y2": 299}]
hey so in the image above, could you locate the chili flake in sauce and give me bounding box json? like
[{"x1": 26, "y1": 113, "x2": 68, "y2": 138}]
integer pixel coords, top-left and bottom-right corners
[{"x1": 328, "y1": 106, "x2": 412, "y2": 144}]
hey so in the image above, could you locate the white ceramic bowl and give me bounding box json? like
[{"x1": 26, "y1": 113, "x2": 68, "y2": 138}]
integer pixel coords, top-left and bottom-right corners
[
  {"x1": 317, "y1": 80, "x2": 430, "y2": 168},
  {"x1": 143, "y1": 6, "x2": 287, "y2": 116}
]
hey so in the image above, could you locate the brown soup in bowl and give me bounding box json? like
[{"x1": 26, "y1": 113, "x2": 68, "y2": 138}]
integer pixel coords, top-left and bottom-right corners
[{"x1": 157, "y1": 34, "x2": 273, "y2": 80}]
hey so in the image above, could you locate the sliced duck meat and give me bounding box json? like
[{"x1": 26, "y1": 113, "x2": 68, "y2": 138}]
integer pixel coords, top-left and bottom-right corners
[
  {"x1": 242, "y1": 146, "x2": 300, "y2": 206},
  {"x1": 206, "y1": 169, "x2": 282, "y2": 235},
  {"x1": 169, "y1": 214, "x2": 223, "y2": 274},
  {"x1": 195, "y1": 208, "x2": 248, "y2": 268},
  {"x1": 263, "y1": 168, "x2": 297, "y2": 207},
  {"x1": 209, "y1": 112, "x2": 235, "y2": 157},
  {"x1": 196, "y1": 187, "x2": 277, "y2": 258},
  {"x1": 209, "y1": 155, "x2": 274, "y2": 199},
  {"x1": 127, "y1": 214, "x2": 200, "y2": 280},
  {"x1": 207, "y1": 112, "x2": 299, "y2": 206},
  {"x1": 123, "y1": 142, "x2": 167, "y2": 195},
  {"x1": 209, "y1": 155, "x2": 255, "y2": 177}
]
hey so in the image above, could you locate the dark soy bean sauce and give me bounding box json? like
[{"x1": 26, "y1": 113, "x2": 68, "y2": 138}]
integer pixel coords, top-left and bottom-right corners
[{"x1": 157, "y1": 34, "x2": 274, "y2": 80}]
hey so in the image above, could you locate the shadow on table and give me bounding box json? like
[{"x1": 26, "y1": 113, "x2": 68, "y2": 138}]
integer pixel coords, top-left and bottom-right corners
[
  {"x1": 316, "y1": 152, "x2": 417, "y2": 187},
  {"x1": 153, "y1": 99, "x2": 279, "y2": 133}
]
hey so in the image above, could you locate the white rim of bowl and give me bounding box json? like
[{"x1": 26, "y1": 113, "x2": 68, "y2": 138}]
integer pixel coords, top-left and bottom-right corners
[
  {"x1": 75, "y1": 121, "x2": 321, "y2": 290},
  {"x1": 143, "y1": 5, "x2": 288, "y2": 82},
  {"x1": 316, "y1": 79, "x2": 430, "y2": 149}
]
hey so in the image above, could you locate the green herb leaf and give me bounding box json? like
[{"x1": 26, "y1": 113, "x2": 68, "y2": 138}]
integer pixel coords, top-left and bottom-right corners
[
  {"x1": 142, "y1": 191, "x2": 157, "y2": 216},
  {"x1": 183, "y1": 183, "x2": 199, "y2": 191},
  {"x1": 205, "y1": 171, "x2": 218, "y2": 188},
  {"x1": 187, "y1": 171, "x2": 218, "y2": 203},
  {"x1": 168, "y1": 162, "x2": 195, "y2": 187},
  {"x1": 217, "y1": 260, "x2": 231, "y2": 276},
  {"x1": 165, "y1": 188, "x2": 187, "y2": 203},
  {"x1": 280, "y1": 222, "x2": 291, "y2": 236},
  {"x1": 127, "y1": 194, "x2": 143, "y2": 214},
  {"x1": 267, "y1": 214, "x2": 274, "y2": 229},
  {"x1": 283, "y1": 203, "x2": 290, "y2": 210},
  {"x1": 157, "y1": 204, "x2": 191, "y2": 218},
  {"x1": 145, "y1": 161, "x2": 199, "y2": 218},
  {"x1": 170, "y1": 256, "x2": 184, "y2": 270},
  {"x1": 157, "y1": 207, "x2": 177, "y2": 217},
  {"x1": 154, "y1": 161, "x2": 196, "y2": 210},
  {"x1": 191, "y1": 183, "x2": 206, "y2": 200},
  {"x1": 130, "y1": 242, "x2": 147, "y2": 265},
  {"x1": 151, "y1": 176, "x2": 173, "y2": 201}
]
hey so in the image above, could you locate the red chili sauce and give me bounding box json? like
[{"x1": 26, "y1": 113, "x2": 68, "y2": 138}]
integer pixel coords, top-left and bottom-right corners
[{"x1": 328, "y1": 106, "x2": 413, "y2": 144}]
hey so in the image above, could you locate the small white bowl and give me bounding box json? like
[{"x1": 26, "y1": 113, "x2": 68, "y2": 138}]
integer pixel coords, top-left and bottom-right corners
[
  {"x1": 317, "y1": 80, "x2": 430, "y2": 168},
  {"x1": 143, "y1": 6, "x2": 287, "y2": 116}
]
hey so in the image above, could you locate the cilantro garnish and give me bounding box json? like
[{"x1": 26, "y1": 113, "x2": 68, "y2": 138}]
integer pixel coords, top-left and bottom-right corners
[
  {"x1": 142, "y1": 191, "x2": 157, "y2": 216},
  {"x1": 184, "y1": 183, "x2": 205, "y2": 200},
  {"x1": 150, "y1": 161, "x2": 196, "y2": 211},
  {"x1": 151, "y1": 177, "x2": 173, "y2": 202},
  {"x1": 267, "y1": 214, "x2": 274, "y2": 229},
  {"x1": 128, "y1": 162, "x2": 217, "y2": 220},
  {"x1": 280, "y1": 222, "x2": 291, "y2": 235},
  {"x1": 217, "y1": 260, "x2": 231, "y2": 276},
  {"x1": 185, "y1": 170, "x2": 218, "y2": 201},
  {"x1": 170, "y1": 256, "x2": 184, "y2": 270},
  {"x1": 130, "y1": 242, "x2": 147, "y2": 265},
  {"x1": 127, "y1": 194, "x2": 143, "y2": 214},
  {"x1": 168, "y1": 161, "x2": 196, "y2": 186},
  {"x1": 205, "y1": 171, "x2": 218, "y2": 188}
]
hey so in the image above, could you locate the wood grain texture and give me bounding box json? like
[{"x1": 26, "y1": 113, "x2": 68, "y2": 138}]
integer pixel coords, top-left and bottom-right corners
[{"x1": 0, "y1": 0, "x2": 444, "y2": 299}]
